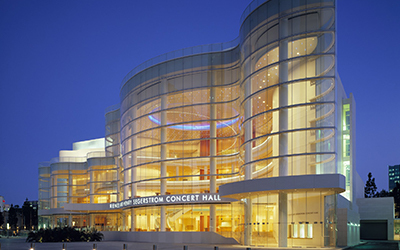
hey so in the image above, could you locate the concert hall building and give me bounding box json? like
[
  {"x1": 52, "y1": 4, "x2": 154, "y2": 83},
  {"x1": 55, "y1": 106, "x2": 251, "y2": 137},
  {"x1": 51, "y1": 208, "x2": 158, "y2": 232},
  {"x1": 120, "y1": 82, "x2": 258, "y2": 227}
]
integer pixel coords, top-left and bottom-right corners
[{"x1": 38, "y1": 0, "x2": 362, "y2": 247}]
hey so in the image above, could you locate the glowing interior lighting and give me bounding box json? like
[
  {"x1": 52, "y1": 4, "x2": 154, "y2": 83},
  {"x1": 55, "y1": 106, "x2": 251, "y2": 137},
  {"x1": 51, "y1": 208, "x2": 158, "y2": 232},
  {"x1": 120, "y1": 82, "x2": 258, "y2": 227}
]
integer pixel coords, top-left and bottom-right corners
[{"x1": 148, "y1": 109, "x2": 240, "y2": 131}]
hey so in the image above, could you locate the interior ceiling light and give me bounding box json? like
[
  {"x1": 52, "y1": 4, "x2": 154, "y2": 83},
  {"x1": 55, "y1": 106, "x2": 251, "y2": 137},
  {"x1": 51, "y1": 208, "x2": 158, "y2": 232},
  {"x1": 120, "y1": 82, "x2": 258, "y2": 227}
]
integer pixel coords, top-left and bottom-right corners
[{"x1": 148, "y1": 107, "x2": 240, "y2": 131}]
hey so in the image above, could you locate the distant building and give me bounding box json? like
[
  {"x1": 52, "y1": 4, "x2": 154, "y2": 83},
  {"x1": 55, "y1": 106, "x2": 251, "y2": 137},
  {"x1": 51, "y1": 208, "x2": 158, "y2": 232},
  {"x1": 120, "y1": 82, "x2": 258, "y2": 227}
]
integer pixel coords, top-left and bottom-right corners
[
  {"x1": 3, "y1": 204, "x2": 24, "y2": 232},
  {"x1": 389, "y1": 165, "x2": 400, "y2": 192},
  {"x1": 0, "y1": 196, "x2": 11, "y2": 229},
  {"x1": 0, "y1": 195, "x2": 5, "y2": 212}
]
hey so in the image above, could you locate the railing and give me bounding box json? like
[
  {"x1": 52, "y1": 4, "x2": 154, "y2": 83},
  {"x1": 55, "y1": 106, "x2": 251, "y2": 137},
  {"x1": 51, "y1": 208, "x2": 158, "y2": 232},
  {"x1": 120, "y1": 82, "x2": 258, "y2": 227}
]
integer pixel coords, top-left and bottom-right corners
[
  {"x1": 50, "y1": 157, "x2": 87, "y2": 163},
  {"x1": 87, "y1": 151, "x2": 114, "y2": 159},
  {"x1": 240, "y1": 0, "x2": 268, "y2": 24},
  {"x1": 105, "y1": 103, "x2": 120, "y2": 114},
  {"x1": 38, "y1": 161, "x2": 50, "y2": 168}
]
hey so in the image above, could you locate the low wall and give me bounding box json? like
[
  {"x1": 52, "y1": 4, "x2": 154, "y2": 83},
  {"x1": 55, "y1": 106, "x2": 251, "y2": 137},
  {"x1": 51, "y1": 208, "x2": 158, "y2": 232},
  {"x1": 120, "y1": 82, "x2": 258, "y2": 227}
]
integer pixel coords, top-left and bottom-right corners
[{"x1": 101, "y1": 231, "x2": 238, "y2": 244}]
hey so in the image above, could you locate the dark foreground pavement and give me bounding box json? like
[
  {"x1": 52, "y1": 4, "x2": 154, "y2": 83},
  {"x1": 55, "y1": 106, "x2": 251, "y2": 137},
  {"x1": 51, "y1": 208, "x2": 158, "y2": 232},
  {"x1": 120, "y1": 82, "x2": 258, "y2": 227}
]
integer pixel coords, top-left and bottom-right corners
[
  {"x1": 345, "y1": 241, "x2": 399, "y2": 250},
  {"x1": 0, "y1": 237, "x2": 345, "y2": 250}
]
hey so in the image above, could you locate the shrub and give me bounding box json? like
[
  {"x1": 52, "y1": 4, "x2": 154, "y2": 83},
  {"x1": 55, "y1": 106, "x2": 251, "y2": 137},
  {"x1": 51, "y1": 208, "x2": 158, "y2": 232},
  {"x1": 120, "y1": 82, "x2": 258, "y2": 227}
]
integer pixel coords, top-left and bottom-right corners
[{"x1": 26, "y1": 227, "x2": 103, "y2": 242}]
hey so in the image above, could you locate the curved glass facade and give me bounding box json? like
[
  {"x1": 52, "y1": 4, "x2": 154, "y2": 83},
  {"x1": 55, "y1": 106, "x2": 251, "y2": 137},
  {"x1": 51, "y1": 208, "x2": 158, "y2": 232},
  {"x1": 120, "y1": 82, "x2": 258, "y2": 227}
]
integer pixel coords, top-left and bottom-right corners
[
  {"x1": 39, "y1": 162, "x2": 51, "y2": 211},
  {"x1": 88, "y1": 155, "x2": 118, "y2": 203},
  {"x1": 50, "y1": 159, "x2": 88, "y2": 208},
  {"x1": 120, "y1": 46, "x2": 241, "y2": 198},
  {"x1": 105, "y1": 105, "x2": 121, "y2": 157},
  {"x1": 240, "y1": 1, "x2": 336, "y2": 179},
  {"x1": 38, "y1": 162, "x2": 51, "y2": 229},
  {"x1": 39, "y1": 0, "x2": 359, "y2": 247}
]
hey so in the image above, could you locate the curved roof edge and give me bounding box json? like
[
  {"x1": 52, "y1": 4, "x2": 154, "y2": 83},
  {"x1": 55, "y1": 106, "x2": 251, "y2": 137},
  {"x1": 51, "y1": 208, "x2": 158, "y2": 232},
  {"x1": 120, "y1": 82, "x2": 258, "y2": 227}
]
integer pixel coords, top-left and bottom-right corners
[
  {"x1": 119, "y1": 0, "x2": 270, "y2": 91},
  {"x1": 120, "y1": 37, "x2": 239, "y2": 90},
  {"x1": 105, "y1": 103, "x2": 120, "y2": 114},
  {"x1": 239, "y1": 0, "x2": 269, "y2": 24}
]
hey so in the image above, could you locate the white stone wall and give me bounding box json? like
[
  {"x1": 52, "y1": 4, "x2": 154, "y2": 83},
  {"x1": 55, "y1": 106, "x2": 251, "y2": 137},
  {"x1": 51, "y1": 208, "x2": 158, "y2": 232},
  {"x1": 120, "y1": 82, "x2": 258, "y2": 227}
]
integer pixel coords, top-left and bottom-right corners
[
  {"x1": 337, "y1": 196, "x2": 360, "y2": 247},
  {"x1": 101, "y1": 231, "x2": 238, "y2": 244},
  {"x1": 357, "y1": 197, "x2": 395, "y2": 240}
]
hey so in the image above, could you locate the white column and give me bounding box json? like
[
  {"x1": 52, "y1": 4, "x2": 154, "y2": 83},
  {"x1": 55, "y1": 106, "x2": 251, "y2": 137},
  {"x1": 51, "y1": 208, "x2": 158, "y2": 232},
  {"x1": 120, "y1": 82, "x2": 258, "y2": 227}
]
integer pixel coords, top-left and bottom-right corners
[
  {"x1": 244, "y1": 198, "x2": 252, "y2": 245},
  {"x1": 89, "y1": 170, "x2": 94, "y2": 203},
  {"x1": 160, "y1": 206, "x2": 166, "y2": 232},
  {"x1": 147, "y1": 214, "x2": 151, "y2": 231},
  {"x1": 68, "y1": 214, "x2": 72, "y2": 227},
  {"x1": 210, "y1": 86, "x2": 217, "y2": 193},
  {"x1": 131, "y1": 208, "x2": 135, "y2": 231},
  {"x1": 89, "y1": 214, "x2": 95, "y2": 229},
  {"x1": 122, "y1": 212, "x2": 126, "y2": 231},
  {"x1": 123, "y1": 166, "x2": 129, "y2": 200},
  {"x1": 209, "y1": 75, "x2": 218, "y2": 233},
  {"x1": 279, "y1": 193, "x2": 288, "y2": 247},
  {"x1": 68, "y1": 173, "x2": 72, "y2": 204},
  {"x1": 51, "y1": 216, "x2": 55, "y2": 228},
  {"x1": 160, "y1": 78, "x2": 168, "y2": 231},
  {"x1": 279, "y1": 17, "x2": 289, "y2": 177},
  {"x1": 244, "y1": 81, "x2": 253, "y2": 180},
  {"x1": 161, "y1": 79, "x2": 168, "y2": 194},
  {"x1": 116, "y1": 157, "x2": 121, "y2": 201},
  {"x1": 278, "y1": 17, "x2": 289, "y2": 248},
  {"x1": 210, "y1": 204, "x2": 216, "y2": 233},
  {"x1": 131, "y1": 107, "x2": 137, "y2": 199}
]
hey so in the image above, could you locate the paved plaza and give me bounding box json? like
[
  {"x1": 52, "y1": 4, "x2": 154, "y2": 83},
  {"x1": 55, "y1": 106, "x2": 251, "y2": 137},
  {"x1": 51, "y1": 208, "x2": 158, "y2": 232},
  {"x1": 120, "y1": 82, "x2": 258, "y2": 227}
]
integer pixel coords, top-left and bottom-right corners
[
  {"x1": 344, "y1": 241, "x2": 399, "y2": 250},
  {"x1": 0, "y1": 237, "x2": 346, "y2": 250}
]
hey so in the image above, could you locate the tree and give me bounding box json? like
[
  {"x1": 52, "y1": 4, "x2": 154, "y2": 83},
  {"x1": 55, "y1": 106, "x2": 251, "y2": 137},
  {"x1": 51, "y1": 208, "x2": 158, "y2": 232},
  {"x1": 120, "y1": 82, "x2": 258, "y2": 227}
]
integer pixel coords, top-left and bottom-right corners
[
  {"x1": 364, "y1": 172, "x2": 377, "y2": 198},
  {"x1": 376, "y1": 189, "x2": 390, "y2": 197},
  {"x1": 8, "y1": 204, "x2": 18, "y2": 230},
  {"x1": 0, "y1": 211, "x2": 4, "y2": 227},
  {"x1": 22, "y1": 198, "x2": 37, "y2": 230}
]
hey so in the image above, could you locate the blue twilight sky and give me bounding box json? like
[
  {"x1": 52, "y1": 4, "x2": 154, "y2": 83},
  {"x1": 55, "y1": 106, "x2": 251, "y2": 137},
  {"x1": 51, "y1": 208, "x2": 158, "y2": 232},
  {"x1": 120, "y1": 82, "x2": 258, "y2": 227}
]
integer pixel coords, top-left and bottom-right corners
[{"x1": 0, "y1": 1, "x2": 399, "y2": 206}]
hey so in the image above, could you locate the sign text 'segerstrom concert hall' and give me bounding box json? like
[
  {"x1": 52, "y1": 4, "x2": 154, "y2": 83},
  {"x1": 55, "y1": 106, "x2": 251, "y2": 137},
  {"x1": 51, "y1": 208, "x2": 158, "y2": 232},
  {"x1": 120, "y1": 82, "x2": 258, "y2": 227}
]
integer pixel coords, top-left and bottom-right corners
[{"x1": 38, "y1": 0, "x2": 362, "y2": 247}]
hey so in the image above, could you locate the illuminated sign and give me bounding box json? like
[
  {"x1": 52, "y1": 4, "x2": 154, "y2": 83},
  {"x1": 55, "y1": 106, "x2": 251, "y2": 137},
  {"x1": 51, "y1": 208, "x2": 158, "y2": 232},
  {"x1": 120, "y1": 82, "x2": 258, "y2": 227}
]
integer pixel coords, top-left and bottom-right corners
[{"x1": 109, "y1": 193, "x2": 232, "y2": 209}]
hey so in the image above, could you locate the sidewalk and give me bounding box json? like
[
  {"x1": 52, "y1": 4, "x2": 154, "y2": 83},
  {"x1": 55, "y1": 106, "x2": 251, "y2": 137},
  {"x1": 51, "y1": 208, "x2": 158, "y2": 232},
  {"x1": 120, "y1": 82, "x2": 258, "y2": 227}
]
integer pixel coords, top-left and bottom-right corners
[{"x1": 0, "y1": 237, "x2": 343, "y2": 250}]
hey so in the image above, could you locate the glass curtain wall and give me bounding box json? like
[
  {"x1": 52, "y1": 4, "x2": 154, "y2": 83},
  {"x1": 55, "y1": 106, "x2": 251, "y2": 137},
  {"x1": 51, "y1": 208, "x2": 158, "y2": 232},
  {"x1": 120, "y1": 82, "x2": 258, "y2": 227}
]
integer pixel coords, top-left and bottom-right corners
[
  {"x1": 38, "y1": 216, "x2": 51, "y2": 230},
  {"x1": 38, "y1": 162, "x2": 51, "y2": 229},
  {"x1": 105, "y1": 107, "x2": 121, "y2": 157},
  {"x1": 341, "y1": 102, "x2": 351, "y2": 200},
  {"x1": 239, "y1": 190, "x2": 337, "y2": 247},
  {"x1": 91, "y1": 213, "x2": 120, "y2": 231},
  {"x1": 105, "y1": 107, "x2": 123, "y2": 201},
  {"x1": 45, "y1": 151, "x2": 120, "y2": 229},
  {"x1": 238, "y1": 0, "x2": 337, "y2": 248},
  {"x1": 120, "y1": 48, "x2": 241, "y2": 198},
  {"x1": 50, "y1": 161, "x2": 87, "y2": 208},
  {"x1": 120, "y1": 43, "x2": 242, "y2": 236},
  {"x1": 240, "y1": 0, "x2": 336, "y2": 179},
  {"x1": 70, "y1": 163, "x2": 89, "y2": 204},
  {"x1": 88, "y1": 156, "x2": 118, "y2": 203},
  {"x1": 39, "y1": 163, "x2": 51, "y2": 211},
  {"x1": 71, "y1": 214, "x2": 89, "y2": 228},
  {"x1": 128, "y1": 203, "x2": 244, "y2": 243}
]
